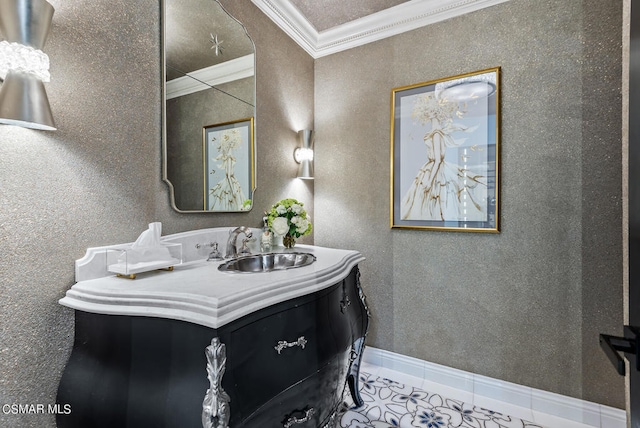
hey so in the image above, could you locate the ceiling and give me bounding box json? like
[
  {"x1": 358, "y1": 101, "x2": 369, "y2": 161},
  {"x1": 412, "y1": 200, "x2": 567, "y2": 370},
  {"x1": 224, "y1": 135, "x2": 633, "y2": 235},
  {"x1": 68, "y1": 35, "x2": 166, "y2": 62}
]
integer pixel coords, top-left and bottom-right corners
[
  {"x1": 250, "y1": 0, "x2": 511, "y2": 58},
  {"x1": 288, "y1": 0, "x2": 409, "y2": 32}
]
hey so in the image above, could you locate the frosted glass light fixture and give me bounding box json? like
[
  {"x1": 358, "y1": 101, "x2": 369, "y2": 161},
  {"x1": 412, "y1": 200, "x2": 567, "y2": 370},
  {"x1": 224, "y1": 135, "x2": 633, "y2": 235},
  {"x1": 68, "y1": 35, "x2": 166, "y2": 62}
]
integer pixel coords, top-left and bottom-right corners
[
  {"x1": 435, "y1": 72, "x2": 496, "y2": 103},
  {"x1": 294, "y1": 129, "x2": 314, "y2": 179},
  {"x1": 0, "y1": 0, "x2": 56, "y2": 131}
]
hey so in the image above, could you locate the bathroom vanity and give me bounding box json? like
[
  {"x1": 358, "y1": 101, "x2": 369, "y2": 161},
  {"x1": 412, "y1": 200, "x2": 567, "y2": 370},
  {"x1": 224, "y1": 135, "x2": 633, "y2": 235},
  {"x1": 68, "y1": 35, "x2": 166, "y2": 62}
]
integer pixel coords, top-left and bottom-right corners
[{"x1": 56, "y1": 228, "x2": 368, "y2": 428}]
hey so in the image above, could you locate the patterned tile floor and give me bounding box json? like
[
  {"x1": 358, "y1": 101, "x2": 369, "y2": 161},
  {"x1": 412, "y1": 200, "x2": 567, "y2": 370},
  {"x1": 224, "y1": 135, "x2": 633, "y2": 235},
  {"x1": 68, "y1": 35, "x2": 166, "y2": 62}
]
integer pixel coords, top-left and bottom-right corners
[{"x1": 339, "y1": 370, "x2": 545, "y2": 428}]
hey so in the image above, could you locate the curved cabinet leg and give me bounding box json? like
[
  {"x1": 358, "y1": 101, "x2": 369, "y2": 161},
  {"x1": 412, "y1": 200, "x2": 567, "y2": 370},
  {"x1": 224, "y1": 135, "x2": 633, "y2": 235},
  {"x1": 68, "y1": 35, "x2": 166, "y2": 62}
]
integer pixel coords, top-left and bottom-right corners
[
  {"x1": 347, "y1": 267, "x2": 371, "y2": 409},
  {"x1": 202, "y1": 337, "x2": 231, "y2": 428},
  {"x1": 321, "y1": 410, "x2": 338, "y2": 428},
  {"x1": 347, "y1": 337, "x2": 366, "y2": 407}
]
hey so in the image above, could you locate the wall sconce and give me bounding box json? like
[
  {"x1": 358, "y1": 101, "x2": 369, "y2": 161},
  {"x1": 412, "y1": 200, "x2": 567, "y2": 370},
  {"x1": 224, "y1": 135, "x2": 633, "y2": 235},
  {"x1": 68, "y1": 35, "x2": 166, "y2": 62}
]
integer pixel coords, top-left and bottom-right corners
[
  {"x1": 0, "y1": 0, "x2": 56, "y2": 130},
  {"x1": 294, "y1": 129, "x2": 314, "y2": 179}
]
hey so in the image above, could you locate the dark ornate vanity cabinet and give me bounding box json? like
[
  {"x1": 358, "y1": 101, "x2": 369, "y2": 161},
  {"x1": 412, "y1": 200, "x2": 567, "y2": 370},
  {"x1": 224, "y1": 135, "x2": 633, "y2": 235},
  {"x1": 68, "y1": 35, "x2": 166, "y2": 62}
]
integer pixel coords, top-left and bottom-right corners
[{"x1": 56, "y1": 235, "x2": 368, "y2": 428}]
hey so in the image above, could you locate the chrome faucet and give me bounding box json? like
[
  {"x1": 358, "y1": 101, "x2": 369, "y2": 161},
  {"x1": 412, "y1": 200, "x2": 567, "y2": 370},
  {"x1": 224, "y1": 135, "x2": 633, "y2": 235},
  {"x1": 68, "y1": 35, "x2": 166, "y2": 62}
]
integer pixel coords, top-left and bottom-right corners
[{"x1": 225, "y1": 226, "x2": 253, "y2": 258}]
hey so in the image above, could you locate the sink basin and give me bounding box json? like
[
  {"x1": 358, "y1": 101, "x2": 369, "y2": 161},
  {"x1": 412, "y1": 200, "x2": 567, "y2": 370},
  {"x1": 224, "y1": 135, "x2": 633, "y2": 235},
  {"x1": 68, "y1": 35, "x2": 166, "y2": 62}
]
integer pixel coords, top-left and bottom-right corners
[{"x1": 218, "y1": 252, "x2": 316, "y2": 273}]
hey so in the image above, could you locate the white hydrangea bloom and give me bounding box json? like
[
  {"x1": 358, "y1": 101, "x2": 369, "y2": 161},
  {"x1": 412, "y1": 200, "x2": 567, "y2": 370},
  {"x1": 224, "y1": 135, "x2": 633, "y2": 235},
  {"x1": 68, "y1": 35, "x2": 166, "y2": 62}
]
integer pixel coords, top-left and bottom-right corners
[
  {"x1": 297, "y1": 219, "x2": 309, "y2": 234},
  {"x1": 271, "y1": 217, "x2": 289, "y2": 235}
]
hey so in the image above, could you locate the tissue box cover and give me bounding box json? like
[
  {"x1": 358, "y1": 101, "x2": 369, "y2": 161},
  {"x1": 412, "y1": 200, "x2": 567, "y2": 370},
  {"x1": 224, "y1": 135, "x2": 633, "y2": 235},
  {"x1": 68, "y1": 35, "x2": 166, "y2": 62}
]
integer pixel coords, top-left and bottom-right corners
[{"x1": 106, "y1": 243, "x2": 183, "y2": 276}]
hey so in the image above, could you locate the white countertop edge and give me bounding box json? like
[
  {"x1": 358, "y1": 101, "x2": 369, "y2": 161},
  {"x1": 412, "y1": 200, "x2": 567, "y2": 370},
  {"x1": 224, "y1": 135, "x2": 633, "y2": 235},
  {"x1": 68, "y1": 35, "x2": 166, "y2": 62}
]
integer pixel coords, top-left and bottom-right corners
[{"x1": 60, "y1": 247, "x2": 365, "y2": 329}]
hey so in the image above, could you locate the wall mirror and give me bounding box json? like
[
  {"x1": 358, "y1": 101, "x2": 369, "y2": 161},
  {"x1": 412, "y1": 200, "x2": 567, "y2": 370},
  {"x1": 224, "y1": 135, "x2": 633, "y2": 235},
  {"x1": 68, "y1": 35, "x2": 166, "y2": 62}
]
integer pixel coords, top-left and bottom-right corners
[{"x1": 162, "y1": 0, "x2": 256, "y2": 212}]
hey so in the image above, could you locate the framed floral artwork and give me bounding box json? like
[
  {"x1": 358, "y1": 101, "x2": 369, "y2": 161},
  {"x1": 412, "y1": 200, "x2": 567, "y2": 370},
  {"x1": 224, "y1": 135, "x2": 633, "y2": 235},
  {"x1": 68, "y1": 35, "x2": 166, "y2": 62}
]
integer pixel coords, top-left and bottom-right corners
[
  {"x1": 390, "y1": 67, "x2": 501, "y2": 232},
  {"x1": 203, "y1": 117, "x2": 255, "y2": 212}
]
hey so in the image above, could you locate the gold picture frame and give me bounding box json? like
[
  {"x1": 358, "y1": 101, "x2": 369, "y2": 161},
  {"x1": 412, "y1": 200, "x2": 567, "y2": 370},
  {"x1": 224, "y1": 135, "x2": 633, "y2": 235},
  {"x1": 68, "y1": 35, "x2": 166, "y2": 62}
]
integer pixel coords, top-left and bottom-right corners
[
  {"x1": 390, "y1": 67, "x2": 501, "y2": 232},
  {"x1": 203, "y1": 117, "x2": 255, "y2": 212}
]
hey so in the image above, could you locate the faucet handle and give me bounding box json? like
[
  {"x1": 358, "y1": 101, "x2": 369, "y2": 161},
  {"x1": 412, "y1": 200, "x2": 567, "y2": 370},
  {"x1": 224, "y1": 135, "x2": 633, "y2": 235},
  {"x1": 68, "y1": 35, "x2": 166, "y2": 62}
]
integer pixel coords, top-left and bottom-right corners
[
  {"x1": 238, "y1": 238, "x2": 251, "y2": 256},
  {"x1": 206, "y1": 242, "x2": 223, "y2": 261}
]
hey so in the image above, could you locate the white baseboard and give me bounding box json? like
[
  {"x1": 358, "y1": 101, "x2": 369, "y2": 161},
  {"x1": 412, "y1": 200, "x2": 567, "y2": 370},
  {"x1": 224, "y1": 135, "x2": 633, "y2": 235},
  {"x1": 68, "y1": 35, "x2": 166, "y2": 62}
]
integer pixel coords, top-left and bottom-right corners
[{"x1": 362, "y1": 347, "x2": 626, "y2": 428}]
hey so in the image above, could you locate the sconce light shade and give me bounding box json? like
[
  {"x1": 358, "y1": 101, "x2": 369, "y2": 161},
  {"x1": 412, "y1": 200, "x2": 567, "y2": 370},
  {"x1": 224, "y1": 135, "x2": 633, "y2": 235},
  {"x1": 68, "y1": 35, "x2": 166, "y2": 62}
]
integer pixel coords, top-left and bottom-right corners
[
  {"x1": 0, "y1": 71, "x2": 55, "y2": 130},
  {"x1": 0, "y1": 0, "x2": 56, "y2": 131},
  {"x1": 294, "y1": 129, "x2": 314, "y2": 179},
  {"x1": 0, "y1": 0, "x2": 55, "y2": 49}
]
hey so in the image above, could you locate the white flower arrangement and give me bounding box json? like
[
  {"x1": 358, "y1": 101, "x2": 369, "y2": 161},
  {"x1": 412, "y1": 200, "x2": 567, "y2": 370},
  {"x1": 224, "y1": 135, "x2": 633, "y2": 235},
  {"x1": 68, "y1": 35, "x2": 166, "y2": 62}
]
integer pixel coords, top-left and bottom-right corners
[{"x1": 266, "y1": 198, "x2": 312, "y2": 247}]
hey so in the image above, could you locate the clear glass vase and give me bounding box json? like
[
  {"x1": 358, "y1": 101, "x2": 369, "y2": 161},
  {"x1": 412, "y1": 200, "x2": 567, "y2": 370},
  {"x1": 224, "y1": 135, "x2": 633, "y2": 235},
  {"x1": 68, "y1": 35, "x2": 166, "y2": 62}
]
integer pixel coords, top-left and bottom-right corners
[{"x1": 283, "y1": 234, "x2": 296, "y2": 249}]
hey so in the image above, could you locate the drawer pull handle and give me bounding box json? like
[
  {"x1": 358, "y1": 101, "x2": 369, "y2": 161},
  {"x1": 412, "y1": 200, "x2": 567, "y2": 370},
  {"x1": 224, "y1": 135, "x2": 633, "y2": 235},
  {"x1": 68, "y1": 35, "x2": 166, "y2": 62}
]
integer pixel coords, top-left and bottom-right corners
[
  {"x1": 283, "y1": 407, "x2": 315, "y2": 427},
  {"x1": 275, "y1": 336, "x2": 307, "y2": 354}
]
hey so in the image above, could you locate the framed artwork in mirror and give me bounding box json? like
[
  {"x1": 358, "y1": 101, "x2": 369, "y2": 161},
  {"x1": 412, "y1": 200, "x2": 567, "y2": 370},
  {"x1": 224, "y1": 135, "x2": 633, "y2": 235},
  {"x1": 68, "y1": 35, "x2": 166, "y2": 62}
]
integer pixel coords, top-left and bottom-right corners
[
  {"x1": 390, "y1": 67, "x2": 500, "y2": 232},
  {"x1": 203, "y1": 117, "x2": 255, "y2": 212}
]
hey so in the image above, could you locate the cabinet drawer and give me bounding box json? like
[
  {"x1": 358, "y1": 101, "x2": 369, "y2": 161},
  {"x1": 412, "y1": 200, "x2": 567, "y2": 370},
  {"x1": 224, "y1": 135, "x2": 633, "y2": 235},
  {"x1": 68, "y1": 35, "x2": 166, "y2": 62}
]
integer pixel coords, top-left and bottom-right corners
[
  {"x1": 242, "y1": 356, "x2": 348, "y2": 428},
  {"x1": 226, "y1": 300, "x2": 321, "y2": 420},
  {"x1": 223, "y1": 279, "x2": 362, "y2": 424}
]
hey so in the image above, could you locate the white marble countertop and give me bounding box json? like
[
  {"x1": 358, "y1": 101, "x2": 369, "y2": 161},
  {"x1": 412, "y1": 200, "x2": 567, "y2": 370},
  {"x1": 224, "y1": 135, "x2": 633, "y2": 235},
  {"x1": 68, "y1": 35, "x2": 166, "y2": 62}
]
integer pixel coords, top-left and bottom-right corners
[{"x1": 59, "y1": 245, "x2": 364, "y2": 329}]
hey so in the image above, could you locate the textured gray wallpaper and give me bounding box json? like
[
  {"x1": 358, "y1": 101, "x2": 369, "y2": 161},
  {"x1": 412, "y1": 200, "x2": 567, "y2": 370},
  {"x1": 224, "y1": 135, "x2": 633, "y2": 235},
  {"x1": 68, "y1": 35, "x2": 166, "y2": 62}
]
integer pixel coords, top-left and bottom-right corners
[
  {"x1": 0, "y1": 0, "x2": 313, "y2": 426},
  {"x1": 315, "y1": 0, "x2": 624, "y2": 408}
]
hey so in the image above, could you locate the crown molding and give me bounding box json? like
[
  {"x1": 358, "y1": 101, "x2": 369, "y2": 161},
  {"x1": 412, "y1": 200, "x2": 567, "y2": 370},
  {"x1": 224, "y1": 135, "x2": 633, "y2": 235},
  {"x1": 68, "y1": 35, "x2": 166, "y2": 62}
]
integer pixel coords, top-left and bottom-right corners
[
  {"x1": 166, "y1": 54, "x2": 254, "y2": 99},
  {"x1": 251, "y1": 0, "x2": 510, "y2": 58}
]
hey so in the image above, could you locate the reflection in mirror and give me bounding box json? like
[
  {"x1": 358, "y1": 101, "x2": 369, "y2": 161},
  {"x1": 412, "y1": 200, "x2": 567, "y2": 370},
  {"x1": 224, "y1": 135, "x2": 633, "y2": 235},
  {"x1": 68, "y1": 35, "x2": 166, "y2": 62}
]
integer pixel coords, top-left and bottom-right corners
[{"x1": 162, "y1": 0, "x2": 256, "y2": 212}]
